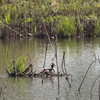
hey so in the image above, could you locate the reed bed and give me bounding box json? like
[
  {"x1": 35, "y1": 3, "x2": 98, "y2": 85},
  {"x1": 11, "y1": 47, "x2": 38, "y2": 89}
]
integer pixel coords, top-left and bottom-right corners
[{"x1": 0, "y1": 0, "x2": 100, "y2": 38}]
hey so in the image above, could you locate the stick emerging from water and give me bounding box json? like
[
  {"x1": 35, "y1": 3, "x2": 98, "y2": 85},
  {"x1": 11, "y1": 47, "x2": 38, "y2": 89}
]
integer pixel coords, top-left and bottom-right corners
[
  {"x1": 99, "y1": 81, "x2": 100, "y2": 100},
  {"x1": 61, "y1": 52, "x2": 65, "y2": 74},
  {"x1": 0, "y1": 87, "x2": 5, "y2": 100},
  {"x1": 78, "y1": 59, "x2": 97, "y2": 91},
  {"x1": 43, "y1": 42, "x2": 48, "y2": 69},
  {"x1": 90, "y1": 73, "x2": 100, "y2": 99}
]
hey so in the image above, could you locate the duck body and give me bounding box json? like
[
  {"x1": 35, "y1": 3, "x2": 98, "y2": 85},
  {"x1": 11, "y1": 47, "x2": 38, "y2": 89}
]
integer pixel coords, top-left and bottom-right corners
[
  {"x1": 41, "y1": 68, "x2": 55, "y2": 73},
  {"x1": 39, "y1": 63, "x2": 56, "y2": 77}
]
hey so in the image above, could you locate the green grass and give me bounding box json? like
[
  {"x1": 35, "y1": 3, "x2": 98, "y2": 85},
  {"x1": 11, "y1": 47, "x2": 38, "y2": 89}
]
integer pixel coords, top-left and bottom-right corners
[
  {"x1": 0, "y1": 0, "x2": 100, "y2": 38},
  {"x1": 95, "y1": 19, "x2": 100, "y2": 36},
  {"x1": 8, "y1": 56, "x2": 27, "y2": 75}
]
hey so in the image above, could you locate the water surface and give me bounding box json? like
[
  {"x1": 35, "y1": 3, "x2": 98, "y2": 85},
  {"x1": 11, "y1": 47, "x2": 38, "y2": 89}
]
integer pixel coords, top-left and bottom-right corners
[{"x1": 0, "y1": 37, "x2": 100, "y2": 100}]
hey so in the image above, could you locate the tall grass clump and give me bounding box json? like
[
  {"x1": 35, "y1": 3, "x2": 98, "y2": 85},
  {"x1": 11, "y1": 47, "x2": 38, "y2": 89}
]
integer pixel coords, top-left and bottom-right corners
[
  {"x1": 55, "y1": 16, "x2": 76, "y2": 37},
  {"x1": 45, "y1": 15, "x2": 83, "y2": 37},
  {"x1": 95, "y1": 19, "x2": 100, "y2": 36},
  {"x1": 8, "y1": 56, "x2": 27, "y2": 76}
]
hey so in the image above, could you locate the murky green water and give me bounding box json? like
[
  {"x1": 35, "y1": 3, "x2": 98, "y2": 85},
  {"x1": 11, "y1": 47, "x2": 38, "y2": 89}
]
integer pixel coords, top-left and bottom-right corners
[{"x1": 0, "y1": 37, "x2": 100, "y2": 100}]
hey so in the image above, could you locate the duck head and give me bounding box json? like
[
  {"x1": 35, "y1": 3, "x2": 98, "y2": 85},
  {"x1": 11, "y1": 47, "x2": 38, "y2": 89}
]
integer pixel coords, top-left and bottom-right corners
[{"x1": 51, "y1": 63, "x2": 55, "y2": 69}]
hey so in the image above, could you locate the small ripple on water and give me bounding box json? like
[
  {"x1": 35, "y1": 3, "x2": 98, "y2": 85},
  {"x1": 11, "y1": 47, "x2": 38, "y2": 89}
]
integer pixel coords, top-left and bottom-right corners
[{"x1": 0, "y1": 75, "x2": 7, "y2": 77}]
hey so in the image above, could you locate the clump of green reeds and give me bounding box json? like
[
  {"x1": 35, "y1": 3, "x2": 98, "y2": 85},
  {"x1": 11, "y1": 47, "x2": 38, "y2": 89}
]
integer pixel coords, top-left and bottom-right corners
[
  {"x1": 55, "y1": 16, "x2": 77, "y2": 37},
  {"x1": 45, "y1": 15, "x2": 83, "y2": 37},
  {"x1": 95, "y1": 19, "x2": 100, "y2": 36},
  {"x1": 7, "y1": 56, "x2": 27, "y2": 76}
]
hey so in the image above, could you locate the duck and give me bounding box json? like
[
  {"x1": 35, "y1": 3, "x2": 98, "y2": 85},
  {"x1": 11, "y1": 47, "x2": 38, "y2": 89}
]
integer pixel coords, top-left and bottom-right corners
[{"x1": 39, "y1": 63, "x2": 56, "y2": 77}]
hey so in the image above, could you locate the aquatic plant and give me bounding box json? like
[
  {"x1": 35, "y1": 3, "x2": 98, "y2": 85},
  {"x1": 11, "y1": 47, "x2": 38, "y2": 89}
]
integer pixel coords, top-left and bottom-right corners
[
  {"x1": 55, "y1": 16, "x2": 77, "y2": 37},
  {"x1": 7, "y1": 56, "x2": 28, "y2": 76},
  {"x1": 44, "y1": 15, "x2": 84, "y2": 37}
]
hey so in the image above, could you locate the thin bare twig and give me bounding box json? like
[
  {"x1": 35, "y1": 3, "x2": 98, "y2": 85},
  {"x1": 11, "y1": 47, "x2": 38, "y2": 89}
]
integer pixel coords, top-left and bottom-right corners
[
  {"x1": 63, "y1": 53, "x2": 67, "y2": 75},
  {"x1": 37, "y1": 3, "x2": 56, "y2": 56},
  {"x1": 78, "y1": 59, "x2": 97, "y2": 91},
  {"x1": 43, "y1": 42, "x2": 48, "y2": 69},
  {"x1": 99, "y1": 81, "x2": 100, "y2": 100},
  {"x1": 43, "y1": 23, "x2": 55, "y2": 55},
  {"x1": 61, "y1": 52, "x2": 65, "y2": 74},
  {"x1": 90, "y1": 74, "x2": 100, "y2": 100},
  {"x1": 55, "y1": 40, "x2": 60, "y2": 96},
  {"x1": 0, "y1": 21, "x2": 23, "y2": 37},
  {"x1": 98, "y1": 54, "x2": 100, "y2": 64},
  {"x1": 66, "y1": 78, "x2": 71, "y2": 88},
  {"x1": 94, "y1": 52, "x2": 96, "y2": 60},
  {"x1": 0, "y1": 87, "x2": 5, "y2": 100}
]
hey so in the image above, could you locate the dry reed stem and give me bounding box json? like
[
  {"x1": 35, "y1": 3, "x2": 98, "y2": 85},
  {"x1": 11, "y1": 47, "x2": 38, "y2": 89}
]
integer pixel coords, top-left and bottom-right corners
[
  {"x1": 66, "y1": 78, "x2": 71, "y2": 88},
  {"x1": 90, "y1": 74, "x2": 100, "y2": 100},
  {"x1": 99, "y1": 81, "x2": 100, "y2": 100},
  {"x1": 98, "y1": 54, "x2": 100, "y2": 64},
  {"x1": 61, "y1": 52, "x2": 67, "y2": 75},
  {"x1": 37, "y1": 5, "x2": 58, "y2": 75},
  {"x1": 55, "y1": 41, "x2": 60, "y2": 98},
  {"x1": 43, "y1": 23, "x2": 55, "y2": 55},
  {"x1": 61, "y1": 52, "x2": 71, "y2": 87},
  {"x1": 63, "y1": 53, "x2": 67, "y2": 75},
  {"x1": 43, "y1": 42, "x2": 48, "y2": 69},
  {"x1": 94, "y1": 52, "x2": 96, "y2": 60},
  {"x1": 78, "y1": 59, "x2": 97, "y2": 91},
  {"x1": 38, "y1": 2, "x2": 56, "y2": 56},
  {"x1": 61, "y1": 52, "x2": 65, "y2": 74},
  {"x1": 0, "y1": 87, "x2": 5, "y2": 100}
]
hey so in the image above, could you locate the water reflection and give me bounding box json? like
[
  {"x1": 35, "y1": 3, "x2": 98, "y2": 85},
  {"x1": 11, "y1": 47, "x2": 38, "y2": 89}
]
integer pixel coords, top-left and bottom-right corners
[{"x1": 0, "y1": 37, "x2": 100, "y2": 100}]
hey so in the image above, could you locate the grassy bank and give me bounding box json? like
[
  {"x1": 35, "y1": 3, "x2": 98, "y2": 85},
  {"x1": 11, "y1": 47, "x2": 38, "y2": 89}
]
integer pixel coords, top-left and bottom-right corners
[{"x1": 0, "y1": 0, "x2": 100, "y2": 38}]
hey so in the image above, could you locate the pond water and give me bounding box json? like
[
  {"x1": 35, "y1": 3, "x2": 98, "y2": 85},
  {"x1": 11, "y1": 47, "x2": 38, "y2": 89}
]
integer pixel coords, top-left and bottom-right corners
[{"x1": 0, "y1": 37, "x2": 100, "y2": 100}]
